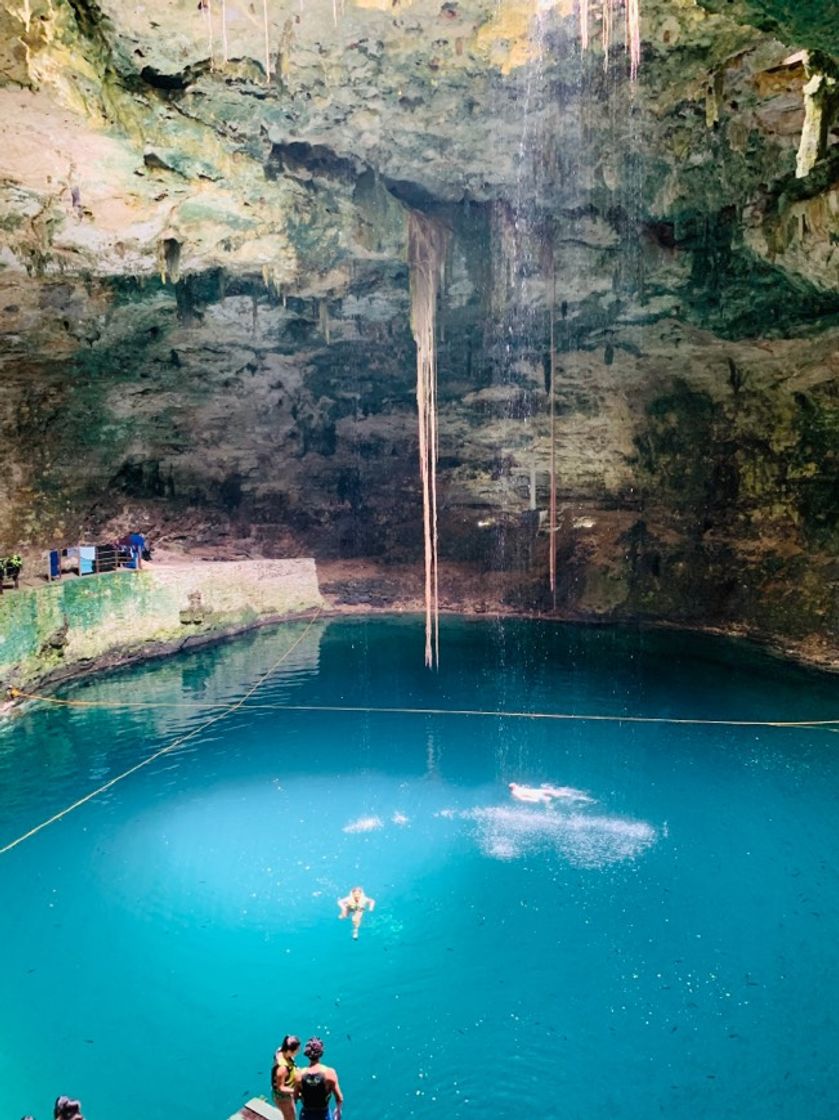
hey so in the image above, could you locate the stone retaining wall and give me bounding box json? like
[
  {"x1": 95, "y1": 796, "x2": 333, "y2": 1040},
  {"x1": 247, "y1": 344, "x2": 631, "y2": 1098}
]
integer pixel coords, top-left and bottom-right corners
[{"x1": 0, "y1": 559, "x2": 323, "y2": 691}]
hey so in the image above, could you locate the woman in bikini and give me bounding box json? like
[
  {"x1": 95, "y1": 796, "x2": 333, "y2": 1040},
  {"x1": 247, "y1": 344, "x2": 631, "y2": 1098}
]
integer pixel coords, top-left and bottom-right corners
[{"x1": 271, "y1": 1034, "x2": 301, "y2": 1120}]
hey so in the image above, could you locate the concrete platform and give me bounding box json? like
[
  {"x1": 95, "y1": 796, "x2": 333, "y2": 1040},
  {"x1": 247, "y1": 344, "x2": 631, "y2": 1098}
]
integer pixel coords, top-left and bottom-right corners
[
  {"x1": 228, "y1": 1099, "x2": 285, "y2": 1120},
  {"x1": 0, "y1": 558, "x2": 323, "y2": 693}
]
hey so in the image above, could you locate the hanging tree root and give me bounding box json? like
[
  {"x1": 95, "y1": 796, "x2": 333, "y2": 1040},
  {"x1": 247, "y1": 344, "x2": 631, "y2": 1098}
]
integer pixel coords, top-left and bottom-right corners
[{"x1": 409, "y1": 211, "x2": 450, "y2": 669}]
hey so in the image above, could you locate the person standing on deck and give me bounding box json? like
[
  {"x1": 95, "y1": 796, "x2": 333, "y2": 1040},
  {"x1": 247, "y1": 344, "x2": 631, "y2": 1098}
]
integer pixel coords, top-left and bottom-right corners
[
  {"x1": 295, "y1": 1037, "x2": 344, "y2": 1120},
  {"x1": 271, "y1": 1034, "x2": 301, "y2": 1120}
]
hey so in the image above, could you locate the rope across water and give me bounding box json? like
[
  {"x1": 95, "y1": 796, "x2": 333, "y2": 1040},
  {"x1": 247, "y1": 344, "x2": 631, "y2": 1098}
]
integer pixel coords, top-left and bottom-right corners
[
  {"x1": 7, "y1": 694, "x2": 839, "y2": 729},
  {"x1": 2, "y1": 617, "x2": 836, "y2": 856},
  {"x1": 0, "y1": 610, "x2": 323, "y2": 857}
]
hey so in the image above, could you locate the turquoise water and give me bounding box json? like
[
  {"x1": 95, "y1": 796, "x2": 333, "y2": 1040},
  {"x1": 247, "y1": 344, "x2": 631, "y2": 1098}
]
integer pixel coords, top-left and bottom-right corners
[{"x1": 1, "y1": 616, "x2": 837, "y2": 1120}]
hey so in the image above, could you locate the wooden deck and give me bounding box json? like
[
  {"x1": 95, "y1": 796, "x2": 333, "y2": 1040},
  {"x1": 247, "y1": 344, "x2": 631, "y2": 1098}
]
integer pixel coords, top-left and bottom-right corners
[{"x1": 228, "y1": 1098, "x2": 285, "y2": 1120}]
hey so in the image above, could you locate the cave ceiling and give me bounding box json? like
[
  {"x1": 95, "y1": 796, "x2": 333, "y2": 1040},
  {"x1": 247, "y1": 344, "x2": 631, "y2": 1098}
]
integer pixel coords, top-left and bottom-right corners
[
  {"x1": 2, "y1": 0, "x2": 836, "y2": 312},
  {"x1": 0, "y1": 0, "x2": 837, "y2": 653}
]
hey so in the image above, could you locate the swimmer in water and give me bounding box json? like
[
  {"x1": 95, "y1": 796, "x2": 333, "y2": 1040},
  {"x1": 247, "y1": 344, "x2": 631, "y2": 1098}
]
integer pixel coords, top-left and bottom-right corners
[
  {"x1": 337, "y1": 885, "x2": 376, "y2": 940},
  {"x1": 508, "y1": 782, "x2": 595, "y2": 805}
]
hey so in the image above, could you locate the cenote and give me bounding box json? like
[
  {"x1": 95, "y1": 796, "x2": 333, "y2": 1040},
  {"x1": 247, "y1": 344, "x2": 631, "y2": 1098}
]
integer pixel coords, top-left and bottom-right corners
[
  {"x1": 3, "y1": 0, "x2": 839, "y2": 1115},
  {"x1": 1, "y1": 615, "x2": 837, "y2": 1120}
]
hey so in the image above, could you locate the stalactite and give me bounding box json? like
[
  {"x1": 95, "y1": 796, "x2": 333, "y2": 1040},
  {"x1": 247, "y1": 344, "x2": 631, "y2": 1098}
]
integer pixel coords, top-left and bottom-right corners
[
  {"x1": 602, "y1": 0, "x2": 612, "y2": 72},
  {"x1": 627, "y1": 0, "x2": 641, "y2": 80},
  {"x1": 579, "y1": 0, "x2": 589, "y2": 52},
  {"x1": 580, "y1": 0, "x2": 638, "y2": 78},
  {"x1": 221, "y1": 0, "x2": 229, "y2": 63},
  {"x1": 263, "y1": 0, "x2": 271, "y2": 83},
  {"x1": 205, "y1": 0, "x2": 215, "y2": 69},
  {"x1": 796, "y1": 55, "x2": 839, "y2": 179},
  {"x1": 159, "y1": 237, "x2": 181, "y2": 284},
  {"x1": 409, "y1": 212, "x2": 449, "y2": 669}
]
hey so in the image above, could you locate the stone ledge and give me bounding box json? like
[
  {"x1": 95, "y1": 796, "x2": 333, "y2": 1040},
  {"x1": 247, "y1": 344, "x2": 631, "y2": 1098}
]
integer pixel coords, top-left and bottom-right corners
[{"x1": 0, "y1": 559, "x2": 323, "y2": 692}]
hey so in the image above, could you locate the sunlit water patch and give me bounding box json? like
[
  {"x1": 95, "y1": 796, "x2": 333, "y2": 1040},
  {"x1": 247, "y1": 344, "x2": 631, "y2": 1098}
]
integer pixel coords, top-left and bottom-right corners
[{"x1": 0, "y1": 616, "x2": 837, "y2": 1120}]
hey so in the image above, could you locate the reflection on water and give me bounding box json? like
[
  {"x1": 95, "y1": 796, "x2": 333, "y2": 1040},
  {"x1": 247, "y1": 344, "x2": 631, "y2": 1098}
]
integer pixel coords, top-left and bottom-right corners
[{"x1": 0, "y1": 620, "x2": 326, "y2": 830}]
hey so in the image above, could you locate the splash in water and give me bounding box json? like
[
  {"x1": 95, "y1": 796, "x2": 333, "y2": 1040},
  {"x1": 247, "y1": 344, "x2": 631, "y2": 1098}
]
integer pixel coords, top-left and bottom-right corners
[
  {"x1": 447, "y1": 805, "x2": 656, "y2": 867},
  {"x1": 509, "y1": 782, "x2": 595, "y2": 805},
  {"x1": 343, "y1": 815, "x2": 384, "y2": 834}
]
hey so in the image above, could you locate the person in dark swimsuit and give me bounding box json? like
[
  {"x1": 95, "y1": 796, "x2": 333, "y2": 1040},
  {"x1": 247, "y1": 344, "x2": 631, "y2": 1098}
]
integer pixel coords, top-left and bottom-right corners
[
  {"x1": 271, "y1": 1034, "x2": 301, "y2": 1120},
  {"x1": 53, "y1": 1099, "x2": 84, "y2": 1120},
  {"x1": 294, "y1": 1037, "x2": 344, "y2": 1120}
]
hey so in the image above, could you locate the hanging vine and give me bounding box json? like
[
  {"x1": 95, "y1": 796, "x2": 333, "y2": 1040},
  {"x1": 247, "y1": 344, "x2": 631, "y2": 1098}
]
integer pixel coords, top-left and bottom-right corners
[
  {"x1": 263, "y1": 0, "x2": 272, "y2": 83},
  {"x1": 579, "y1": 0, "x2": 589, "y2": 52},
  {"x1": 627, "y1": 0, "x2": 641, "y2": 79},
  {"x1": 409, "y1": 212, "x2": 449, "y2": 669},
  {"x1": 204, "y1": 0, "x2": 214, "y2": 68},
  {"x1": 578, "y1": 0, "x2": 641, "y2": 77},
  {"x1": 548, "y1": 273, "x2": 558, "y2": 603},
  {"x1": 602, "y1": 0, "x2": 612, "y2": 71}
]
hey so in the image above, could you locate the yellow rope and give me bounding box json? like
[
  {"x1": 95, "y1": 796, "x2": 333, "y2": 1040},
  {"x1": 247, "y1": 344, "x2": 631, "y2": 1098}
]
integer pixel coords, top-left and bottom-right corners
[
  {"x1": 7, "y1": 693, "x2": 234, "y2": 711},
  {"x1": 7, "y1": 691, "x2": 838, "y2": 729},
  {"x1": 4, "y1": 623, "x2": 835, "y2": 856},
  {"x1": 0, "y1": 611, "x2": 322, "y2": 857},
  {"x1": 241, "y1": 704, "x2": 839, "y2": 729}
]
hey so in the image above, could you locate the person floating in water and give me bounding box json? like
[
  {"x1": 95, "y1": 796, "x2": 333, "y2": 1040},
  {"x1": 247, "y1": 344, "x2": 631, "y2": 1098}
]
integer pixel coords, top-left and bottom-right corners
[
  {"x1": 271, "y1": 1034, "x2": 301, "y2": 1120},
  {"x1": 295, "y1": 1037, "x2": 344, "y2": 1120},
  {"x1": 508, "y1": 782, "x2": 595, "y2": 805},
  {"x1": 337, "y1": 885, "x2": 376, "y2": 939}
]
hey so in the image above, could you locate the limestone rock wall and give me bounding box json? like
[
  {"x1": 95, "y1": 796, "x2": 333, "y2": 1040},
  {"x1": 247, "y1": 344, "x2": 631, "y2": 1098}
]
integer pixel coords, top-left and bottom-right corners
[{"x1": 0, "y1": 0, "x2": 836, "y2": 661}]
